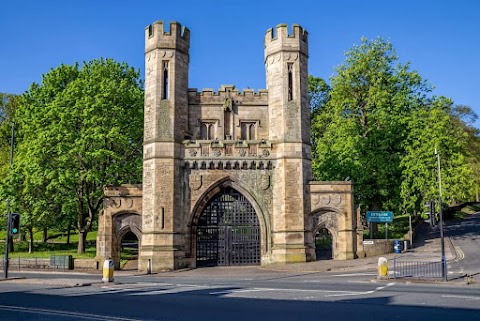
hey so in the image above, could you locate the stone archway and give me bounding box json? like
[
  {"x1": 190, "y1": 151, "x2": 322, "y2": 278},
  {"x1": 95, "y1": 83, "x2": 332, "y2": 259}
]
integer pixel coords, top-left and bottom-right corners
[
  {"x1": 308, "y1": 182, "x2": 364, "y2": 260},
  {"x1": 115, "y1": 225, "x2": 141, "y2": 270},
  {"x1": 189, "y1": 178, "x2": 269, "y2": 267},
  {"x1": 111, "y1": 217, "x2": 142, "y2": 269},
  {"x1": 194, "y1": 186, "x2": 260, "y2": 267},
  {"x1": 96, "y1": 185, "x2": 142, "y2": 269},
  {"x1": 313, "y1": 226, "x2": 334, "y2": 260},
  {"x1": 311, "y1": 211, "x2": 340, "y2": 260}
]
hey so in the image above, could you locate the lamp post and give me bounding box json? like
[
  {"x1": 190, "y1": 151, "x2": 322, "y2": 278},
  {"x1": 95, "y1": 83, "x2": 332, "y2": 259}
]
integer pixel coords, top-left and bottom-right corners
[
  {"x1": 3, "y1": 122, "x2": 14, "y2": 279},
  {"x1": 434, "y1": 148, "x2": 447, "y2": 281}
]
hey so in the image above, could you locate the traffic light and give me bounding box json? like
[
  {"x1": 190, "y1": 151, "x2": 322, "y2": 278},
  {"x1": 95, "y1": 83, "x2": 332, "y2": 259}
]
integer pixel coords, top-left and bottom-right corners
[
  {"x1": 424, "y1": 200, "x2": 436, "y2": 227},
  {"x1": 10, "y1": 213, "x2": 20, "y2": 235}
]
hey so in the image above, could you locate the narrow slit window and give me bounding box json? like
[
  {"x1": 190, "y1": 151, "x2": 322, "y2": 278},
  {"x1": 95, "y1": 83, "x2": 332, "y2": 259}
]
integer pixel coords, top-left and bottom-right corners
[
  {"x1": 201, "y1": 123, "x2": 208, "y2": 139},
  {"x1": 241, "y1": 123, "x2": 248, "y2": 140},
  {"x1": 249, "y1": 123, "x2": 256, "y2": 140},
  {"x1": 287, "y1": 63, "x2": 293, "y2": 101},
  {"x1": 161, "y1": 207, "x2": 165, "y2": 229},
  {"x1": 207, "y1": 124, "x2": 212, "y2": 140},
  {"x1": 162, "y1": 61, "x2": 169, "y2": 100}
]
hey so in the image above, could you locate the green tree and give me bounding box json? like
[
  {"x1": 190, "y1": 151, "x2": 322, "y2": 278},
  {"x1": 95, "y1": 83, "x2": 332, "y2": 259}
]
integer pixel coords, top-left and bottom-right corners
[
  {"x1": 312, "y1": 37, "x2": 430, "y2": 212},
  {"x1": 400, "y1": 98, "x2": 472, "y2": 213},
  {"x1": 11, "y1": 58, "x2": 144, "y2": 253},
  {"x1": 0, "y1": 93, "x2": 18, "y2": 251},
  {"x1": 309, "y1": 76, "x2": 330, "y2": 153},
  {"x1": 309, "y1": 75, "x2": 330, "y2": 115},
  {"x1": 449, "y1": 105, "x2": 480, "y2": 201}
]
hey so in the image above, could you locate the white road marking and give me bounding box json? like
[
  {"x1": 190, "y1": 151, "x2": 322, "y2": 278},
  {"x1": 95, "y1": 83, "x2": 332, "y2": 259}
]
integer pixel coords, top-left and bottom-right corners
[
  {"x1": 129, "y1": 285, "x2": 210, "y2": 296},
  {"x1": 442, "y1": 294, "x2": 480, "y2": 301},
  {"x1": 0, "y1": 305, "x2": 139, "y2": 320},
  {"x1": 325, "y1": 282, "x2": 395, "y2": 297},
  {"x1": 209, "y1": 287, "x2": 376, "y2": 297},
  {"x1": 330, "y1": 273, "x2": 377, "y2": 277}
]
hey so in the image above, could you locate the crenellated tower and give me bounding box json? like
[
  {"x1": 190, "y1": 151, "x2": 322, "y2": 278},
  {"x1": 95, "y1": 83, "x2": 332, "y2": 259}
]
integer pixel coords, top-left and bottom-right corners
[
  {"x1": 140, "y1": 21, "x2": 190, "y2": 271},
  {"x1": 97, "y1": 21, "x2": 360, "y2": 273},
  {"x1": 264, "y1": 24, "x2": 314, "y2": 263}
]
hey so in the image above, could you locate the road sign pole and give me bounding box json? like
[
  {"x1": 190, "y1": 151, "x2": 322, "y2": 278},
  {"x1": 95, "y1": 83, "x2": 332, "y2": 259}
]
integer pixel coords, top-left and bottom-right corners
[
  {"x1": 385, "y1": 222, "x2": 388, "y2": 240},
  {"x1": 3, "y1": 123, "x2": 15, "y2": 279},
  {"x1": 3, "y1": 211, "x2": 11, "y2": 279},
  {"x1": 435, "y1": 148, "x2": 447, "y2": 282}
]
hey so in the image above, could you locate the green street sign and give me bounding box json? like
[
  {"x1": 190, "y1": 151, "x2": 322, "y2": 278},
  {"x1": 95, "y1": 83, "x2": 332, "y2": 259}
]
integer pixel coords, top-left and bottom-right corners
[{"x1": 366, "y1": 211, "x2": 393, "y2": 223}]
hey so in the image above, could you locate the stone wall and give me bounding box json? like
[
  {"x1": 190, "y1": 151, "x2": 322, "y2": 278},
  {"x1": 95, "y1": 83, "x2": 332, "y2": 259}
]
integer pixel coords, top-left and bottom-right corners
[{"x1": 363, "y1": 239, "x2": 394, "y2": 257}]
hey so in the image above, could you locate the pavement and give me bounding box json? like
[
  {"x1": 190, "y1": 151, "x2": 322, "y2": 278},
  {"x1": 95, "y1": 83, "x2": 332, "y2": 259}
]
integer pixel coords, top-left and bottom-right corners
[{"x1": 1, "y1": 222, "x2": 475, "y2": 287}]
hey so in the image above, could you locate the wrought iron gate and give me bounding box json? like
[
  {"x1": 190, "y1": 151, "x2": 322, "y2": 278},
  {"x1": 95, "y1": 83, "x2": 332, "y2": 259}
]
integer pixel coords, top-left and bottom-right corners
[{"x1": 196, "y1": 187, "x2": 260, "y2": 267}]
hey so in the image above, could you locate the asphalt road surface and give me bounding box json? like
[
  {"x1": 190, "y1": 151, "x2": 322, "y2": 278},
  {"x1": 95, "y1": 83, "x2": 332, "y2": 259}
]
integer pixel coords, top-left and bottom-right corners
[
  {"x1": 1, "y1": 269, "x2": 479, "y2": 321},
  {"x1": 447, "y1": 213, "x2": 480, "y2": 276}
]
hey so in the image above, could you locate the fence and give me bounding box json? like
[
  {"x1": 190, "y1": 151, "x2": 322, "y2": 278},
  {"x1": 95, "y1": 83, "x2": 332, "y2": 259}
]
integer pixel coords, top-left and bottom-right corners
[
  {"x1": 393, "y1": 256, "x2": 445, "y2": 279},
  {"x1": 0, "y1": 256, "x2": 72, "y2": 272}
]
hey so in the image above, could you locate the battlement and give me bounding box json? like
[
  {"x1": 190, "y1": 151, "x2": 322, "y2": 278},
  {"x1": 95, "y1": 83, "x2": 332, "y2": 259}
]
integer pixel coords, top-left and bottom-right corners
[
  {"x1": 188, "y1": 86, "x2": 268, "y2": 105},
  {"x1": 145, "y1": 21, "x2": 190, "y2": 54},
  {"x1": 188, "y1": 86, "x2": 268, "y2": 97},
  {"x1": 264, "y1": 24, "x2": 308, "y2": 58},
  {"x1": 265, "y1": 24, "x2": 308, "y2": 43}
]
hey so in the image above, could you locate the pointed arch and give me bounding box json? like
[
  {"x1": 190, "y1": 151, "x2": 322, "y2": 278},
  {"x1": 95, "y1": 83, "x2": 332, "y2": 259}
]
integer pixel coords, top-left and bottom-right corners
[{"x1": 189, "y1": 176, "x2": 271, "y2": 266}]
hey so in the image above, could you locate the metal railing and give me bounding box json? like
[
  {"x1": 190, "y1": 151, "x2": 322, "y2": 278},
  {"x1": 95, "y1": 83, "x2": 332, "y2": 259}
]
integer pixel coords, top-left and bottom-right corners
[
  {"x1": 393, "y1": 256, "x2": 445, "y2": 279},
  {"x1": 1, "y1": 256, "x2": 72, "y2": 272}
]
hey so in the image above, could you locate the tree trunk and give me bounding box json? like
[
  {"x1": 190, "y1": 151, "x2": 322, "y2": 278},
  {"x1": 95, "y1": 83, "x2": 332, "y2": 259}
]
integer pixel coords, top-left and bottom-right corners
[
  {"x1": 42, "y1": 228, "x2": 48, "y2": 243},
  {"x1": 28, "y1": 226, "x2": 34, "y2": 254},
  {"x1": 67, "y1": 225, "x2": 71, "y2": 245},
  {"x1": 77, "y1": 230, "x2": 87, "y2": 254}
]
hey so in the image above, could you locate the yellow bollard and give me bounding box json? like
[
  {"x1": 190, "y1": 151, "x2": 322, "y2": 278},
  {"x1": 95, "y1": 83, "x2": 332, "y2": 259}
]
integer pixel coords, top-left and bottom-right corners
[
  {"x1": 377, "y1": 257, "x2": 388, "y2": 279},
  {"x1": 102, "y1": 258, "x2": 114, "y2": 283}
]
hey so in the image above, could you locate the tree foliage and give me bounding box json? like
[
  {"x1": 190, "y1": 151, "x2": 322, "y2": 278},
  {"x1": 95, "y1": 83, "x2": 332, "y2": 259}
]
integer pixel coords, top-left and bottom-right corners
[
  {"x1": 8, "y1": 58, "x2": 144, "y2": 253},
  {"x1": 311, "y1": 37, "x2": 474, "y2": 215}
]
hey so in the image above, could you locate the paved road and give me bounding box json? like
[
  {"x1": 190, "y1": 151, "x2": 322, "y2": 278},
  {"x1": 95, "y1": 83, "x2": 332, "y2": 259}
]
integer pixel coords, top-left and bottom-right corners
[
  {"x1": 1, "y1": 268, "x2": 480, "y2": 321},
  {"x1": 447, "y1": 213, "x2": 480, "y2": 276},
  {"x1": 1, "y1": 213, "x2": 479, "y2": 320}
]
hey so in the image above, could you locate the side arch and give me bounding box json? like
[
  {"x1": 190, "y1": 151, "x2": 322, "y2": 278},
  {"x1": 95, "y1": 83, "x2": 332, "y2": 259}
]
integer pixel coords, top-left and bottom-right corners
[
  {"x1": 310, "y1": 209, "x2": 340, "y2": 260},
  {"x1": 111, "y1": 212, "x2": 142, "y2": 270},
  {"x1": 309, "y1": 206, "x2": 356, "y2": 260}
]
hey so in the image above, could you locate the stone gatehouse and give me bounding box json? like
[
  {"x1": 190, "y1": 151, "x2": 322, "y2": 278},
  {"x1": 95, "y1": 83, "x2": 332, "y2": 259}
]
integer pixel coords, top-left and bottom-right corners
[{"x1": 96, "y1": 21, "x2": 364, "y2": 271}]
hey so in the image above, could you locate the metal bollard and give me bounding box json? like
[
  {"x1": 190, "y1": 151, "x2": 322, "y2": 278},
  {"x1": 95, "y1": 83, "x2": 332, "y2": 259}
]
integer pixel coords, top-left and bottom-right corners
[
  {"x1": 102, "y1": 259, "x2": 114, "y2": 283},
  {"x1": 377, "y1": 257, "x2": 388, "y2": 279},
  {"x1": 147, "y1": 259, "x2": 152, "y2": 274}
]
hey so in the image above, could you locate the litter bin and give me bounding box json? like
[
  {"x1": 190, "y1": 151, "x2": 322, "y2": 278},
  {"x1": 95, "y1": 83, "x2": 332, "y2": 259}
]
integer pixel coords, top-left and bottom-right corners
[{"x1": 393, "y1": 240, "x2": 403, "y2": 254}]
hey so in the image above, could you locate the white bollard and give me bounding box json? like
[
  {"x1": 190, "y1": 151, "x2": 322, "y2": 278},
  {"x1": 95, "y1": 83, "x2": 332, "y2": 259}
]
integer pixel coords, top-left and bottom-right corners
[{"x1": 102, "y1": 259, "x2": 114, "y2": 283}]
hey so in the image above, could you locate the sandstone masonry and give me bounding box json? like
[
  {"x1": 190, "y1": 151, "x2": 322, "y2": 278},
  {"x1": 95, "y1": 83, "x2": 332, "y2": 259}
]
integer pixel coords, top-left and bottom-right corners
[{"x1": 96, "y1": 21, "x2": 364, "y2": 271}]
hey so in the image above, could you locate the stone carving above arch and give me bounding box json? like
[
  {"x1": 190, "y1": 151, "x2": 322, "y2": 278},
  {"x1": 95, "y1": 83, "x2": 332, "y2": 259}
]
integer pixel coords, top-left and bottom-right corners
[
  {"x1": 258, "y1": 173, "x2": 270, "y2": 190},
  {"x1": 114, "y1": 212, "x2": 142, "y2": 235},
  {"x1": 311, "y1": 210, "x2": 339, "y2": 235},
  {"x1": 189, "y1": 173, "x2": 203, "y2": 191}
]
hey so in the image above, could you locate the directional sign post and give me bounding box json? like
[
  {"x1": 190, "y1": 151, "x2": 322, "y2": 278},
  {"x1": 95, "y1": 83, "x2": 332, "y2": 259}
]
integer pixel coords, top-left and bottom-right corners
[{"x1": 366, "y1": 211, "x2": 394, "y2": 239}]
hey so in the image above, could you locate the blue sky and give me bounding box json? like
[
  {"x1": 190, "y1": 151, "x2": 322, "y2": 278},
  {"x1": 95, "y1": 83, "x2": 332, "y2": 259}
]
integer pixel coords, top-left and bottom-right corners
[{"x1": 1, "y1": 0, "x2": 479, "y2": 126}]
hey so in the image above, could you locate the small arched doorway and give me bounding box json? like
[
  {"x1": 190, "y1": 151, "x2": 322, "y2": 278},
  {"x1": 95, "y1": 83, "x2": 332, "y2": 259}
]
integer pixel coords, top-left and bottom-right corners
[
  {"x1": 120, "y1": 230, "x2": 139, "y2": 270},
  {"x1": 315, "y1": 227, "x2": 333, "y2": 260},
  {"x1": 195, "y1": 187, "x2": 260, "y2": 267}
]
